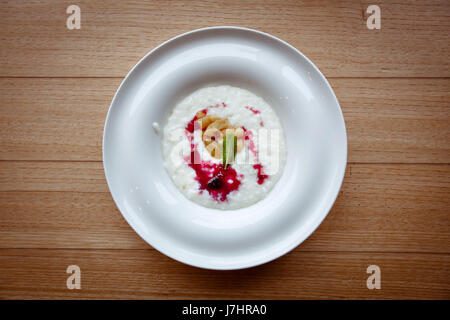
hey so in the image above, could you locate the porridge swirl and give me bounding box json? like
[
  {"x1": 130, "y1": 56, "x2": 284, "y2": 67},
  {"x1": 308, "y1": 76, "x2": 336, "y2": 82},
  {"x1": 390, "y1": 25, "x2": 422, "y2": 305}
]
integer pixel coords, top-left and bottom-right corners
[{"x1": 162, "y1": 86, "x2": 286, "y2": 210}]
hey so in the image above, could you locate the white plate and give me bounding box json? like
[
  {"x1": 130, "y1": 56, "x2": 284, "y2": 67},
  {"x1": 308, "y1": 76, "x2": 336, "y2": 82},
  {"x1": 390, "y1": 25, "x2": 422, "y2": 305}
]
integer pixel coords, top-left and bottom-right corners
[{"x1": 103, "y1": 26, "x2": 347, "y2": 270}]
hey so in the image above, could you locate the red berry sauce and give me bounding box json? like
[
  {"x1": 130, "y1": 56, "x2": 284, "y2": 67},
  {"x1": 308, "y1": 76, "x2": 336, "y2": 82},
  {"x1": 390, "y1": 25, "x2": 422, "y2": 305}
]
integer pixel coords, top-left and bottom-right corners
[
  {"x1": 184, "y1": 110, "x2": 270, "y2": 202},
  {"x1": 242, "y1": 126, "x2": 257, "y2": 158},
  {"x1": 185, "y1": 109, "x2": 241, "y2": 202},
  {"x1": 188, "y1": 158, "x2": 242, "y2": 202},
  {"x1": 242, "y1": 126, "x2": 269, "y2": 185},
  {"x1": 253, "y1": 164, "x2": 268, "y2": 185},
  {"x1": 185, "y1": 108, "x2": 208, "y2": 134},
  {"x1": 245, "y1": 106, "x2": 260, "y2": 114}
]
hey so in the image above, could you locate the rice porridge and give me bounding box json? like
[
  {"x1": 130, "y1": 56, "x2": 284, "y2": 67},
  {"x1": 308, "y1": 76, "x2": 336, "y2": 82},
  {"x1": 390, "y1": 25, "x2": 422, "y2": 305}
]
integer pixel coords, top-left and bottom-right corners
[{"x1": 162, "y1": 86, "x2": 287, "y2": 210}]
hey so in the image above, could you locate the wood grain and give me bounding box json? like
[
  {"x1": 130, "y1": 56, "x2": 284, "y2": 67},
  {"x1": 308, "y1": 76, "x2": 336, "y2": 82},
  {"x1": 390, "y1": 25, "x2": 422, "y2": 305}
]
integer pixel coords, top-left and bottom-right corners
[
  {"x1": 0, "y1": 78, "x2": 120, "y2": 162},
  {"x1": 0, "y1": 249, "x2": 448, "y2": 299},
  {"x1": 0, "y1": 0, "x2": 449, "y2": 300},
  {"x1": 1, "y1": 78, "x2": 449, "y2": 163},
  {"x1": 0, "y1": 0, "x2": 449, "y2": 77},
  {"x1": 0, "y1": 161, "x2": 448, "y2": 253},
  {"x1": 333, "y1": 78, "x2": 450, "y2": 163}
]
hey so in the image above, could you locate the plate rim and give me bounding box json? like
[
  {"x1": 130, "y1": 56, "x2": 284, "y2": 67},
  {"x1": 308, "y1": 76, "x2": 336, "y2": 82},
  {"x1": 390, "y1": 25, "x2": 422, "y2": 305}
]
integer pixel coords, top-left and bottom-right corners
[{"x1": 103, "y1": 26, "x2": 348, "y2": 270}]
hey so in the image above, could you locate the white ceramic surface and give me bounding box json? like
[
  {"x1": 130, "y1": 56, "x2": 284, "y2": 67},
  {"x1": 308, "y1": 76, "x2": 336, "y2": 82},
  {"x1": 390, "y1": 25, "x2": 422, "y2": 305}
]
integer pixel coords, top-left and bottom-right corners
[{"x1": 103, "y1": 26, "x2": 347, "y2": 270}]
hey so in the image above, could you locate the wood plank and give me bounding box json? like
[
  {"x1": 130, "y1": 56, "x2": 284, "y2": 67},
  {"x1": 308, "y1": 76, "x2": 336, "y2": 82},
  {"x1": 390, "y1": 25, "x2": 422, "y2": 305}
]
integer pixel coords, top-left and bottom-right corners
[
  {"x1": 0, "y1": 192, "x2": 147, "y2": 249},
  {"x1": 1, "y1": 78, "x2": 449, "y2": 163},
  {"x1": 0, "y1": 78, "x2": 120, "y2": 162},
  {"x1": 0, "y1": 249, "x2": 448, "y2": 299},
  {"x1": 332, "y1": 78, "x2": 450, "y2": 163},
  {"x1": 0, "y1": 161, "x2": 106, "y2": 193},
  {"x1": 0, "y1": 0, "x2": 449, "y2": 77},
  {"x1": 0, "y1": 162, "x2": 448, "y2": 253}
]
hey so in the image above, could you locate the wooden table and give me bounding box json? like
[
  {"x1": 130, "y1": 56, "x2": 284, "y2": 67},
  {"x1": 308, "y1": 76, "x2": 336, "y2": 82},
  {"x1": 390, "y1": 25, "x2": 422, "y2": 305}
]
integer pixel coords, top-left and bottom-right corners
[{"x1": 0, "y1": 0, "x2": 449, "y2": 299}]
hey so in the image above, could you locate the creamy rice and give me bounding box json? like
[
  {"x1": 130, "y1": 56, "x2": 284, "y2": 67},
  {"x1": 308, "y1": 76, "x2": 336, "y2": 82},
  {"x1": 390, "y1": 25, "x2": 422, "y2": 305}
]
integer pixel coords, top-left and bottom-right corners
[{"x1": 162, "y1": 85, "x2": 286, "y2": 210}]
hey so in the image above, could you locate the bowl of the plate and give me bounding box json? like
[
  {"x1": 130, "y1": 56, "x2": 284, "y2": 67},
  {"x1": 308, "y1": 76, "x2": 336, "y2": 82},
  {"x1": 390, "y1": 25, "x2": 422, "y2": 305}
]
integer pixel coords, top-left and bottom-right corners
[{"x1": 103, "y1": 26, "x2": 347, "y2": 270}]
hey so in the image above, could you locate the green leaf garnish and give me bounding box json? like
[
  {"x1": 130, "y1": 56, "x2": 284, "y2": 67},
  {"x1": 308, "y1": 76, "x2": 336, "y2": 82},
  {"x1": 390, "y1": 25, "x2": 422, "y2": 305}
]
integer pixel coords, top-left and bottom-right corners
[{"x1": 222, "y1": 133, "x2": 237, "y2": 168}]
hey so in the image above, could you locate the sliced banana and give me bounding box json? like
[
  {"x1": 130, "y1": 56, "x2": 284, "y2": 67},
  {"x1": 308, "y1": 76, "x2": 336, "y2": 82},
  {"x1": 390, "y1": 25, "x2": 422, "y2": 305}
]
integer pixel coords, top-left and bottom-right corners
[
  {"x1": 234, "y1": 127, "x2": 244, "y2": 138},
  {"x1": 196, "y1": 111, "x2": 245, "y2": 158},
  {"x1": 200, "y1": 115, "x2": 220, "y2": 129},
  {"x1": 236, "y1": 139, "x2": 244, "y2": 152},
  {"x1": 206, "y1": 141, "x2": 222, "y2": 159},
  {"x1": 203, "y1": 127, "x2": 223, "y2": 143},
  {"x1": 207, "y1": 119, "x2": 229, "y2": 131}
]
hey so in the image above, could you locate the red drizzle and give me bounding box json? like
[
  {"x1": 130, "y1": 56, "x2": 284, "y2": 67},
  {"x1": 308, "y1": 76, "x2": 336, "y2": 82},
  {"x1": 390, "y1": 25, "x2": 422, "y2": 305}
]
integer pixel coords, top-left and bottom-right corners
[
  {"x1": 253, "y1": 164, "x2": 268, "y2": 185},
  {"x1": 242, "y1": 126, "x2": 249, "y2": 140},
  {"x1": 185, "y1": 110, "x2": 241, "y2": 202},
  {"x1": 242, "y1": 126, "x2": 269, "y2": 185},
  {"x1": 245, "y1": 106, "x2": 260, "y2": 114},
  {"x1": 209, "y1": 102, "x2": 227, "y2": 109},
  {"x1": 242, "y1": 126, "x2": 257, "y2": 158},
  {"x1": 188, "y1": 160, "x2": 241, "y2": 201},
  {"x1": 184, "y1": 111, "x2": 271, "y2": 202},
  {"x1": 186, "y1": 108, "x2": 208, "y2": 134}
]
